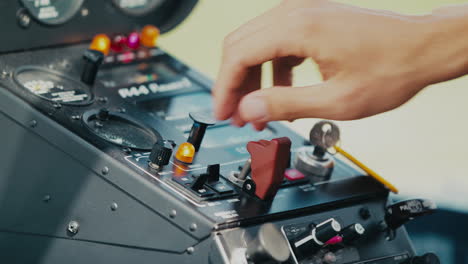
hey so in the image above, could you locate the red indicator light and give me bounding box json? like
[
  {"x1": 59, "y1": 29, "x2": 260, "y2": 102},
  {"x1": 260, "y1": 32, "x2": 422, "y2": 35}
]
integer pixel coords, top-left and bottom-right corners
[
  {"x1": 111, "y1": 35, "x2": 127, "y2": 53},
  {"x1": 127, "y1": 32, "x2": 140, "y2": 50}
]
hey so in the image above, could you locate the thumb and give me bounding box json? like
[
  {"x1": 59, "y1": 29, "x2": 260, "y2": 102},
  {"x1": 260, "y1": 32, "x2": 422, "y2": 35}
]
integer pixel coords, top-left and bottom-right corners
[{"x1": 237, "y1": 80, "x2": 353, "y2": 122}]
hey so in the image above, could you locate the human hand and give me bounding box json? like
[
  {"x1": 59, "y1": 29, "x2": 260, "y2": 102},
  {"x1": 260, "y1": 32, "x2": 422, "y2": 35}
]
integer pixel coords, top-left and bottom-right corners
[{"x1": 212, "y1": 0, "x2": 468, "y2": 130}]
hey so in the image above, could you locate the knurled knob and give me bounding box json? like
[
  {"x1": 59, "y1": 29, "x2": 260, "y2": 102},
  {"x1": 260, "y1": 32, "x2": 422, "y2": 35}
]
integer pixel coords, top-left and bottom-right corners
[{"x1": 149, "y1": 141, "x2": 174, "y2": 169}]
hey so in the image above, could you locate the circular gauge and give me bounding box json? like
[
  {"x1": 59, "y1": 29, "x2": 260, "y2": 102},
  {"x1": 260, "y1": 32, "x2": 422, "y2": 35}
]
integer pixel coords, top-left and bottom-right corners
[
  {"x1": 83, "y1": 110, "x2": 162, "y2": 150},
  {"x1": 20, "y1": 0, "x2": 84, "y2": 25},
  {"x1": 15, "y1": 66, "x2": 93, "y2": 106},
  {"x1": 112, "y1": 0, "x2": 164, "y2": 16}
]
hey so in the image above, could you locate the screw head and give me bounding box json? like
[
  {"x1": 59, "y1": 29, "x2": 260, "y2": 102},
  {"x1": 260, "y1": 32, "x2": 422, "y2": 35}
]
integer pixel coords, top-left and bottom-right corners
[
  {"x1": 17, "y1": 9, "x2": 31, "y2": 28},
  {"x1": 102, "y1": 167, "x2": 109, "y2": 175},
  {"x1": 52, "y1": 103, "x2": 62, "y2": 109},
  {"x1": 122, "y1": 148, "x2": 132, "y2": 154},
  {"x1": 0, "y1": 71, "x2": 11, "y2": 79},
  {"x1": 98, "y1": 97, "x2": 108, "y2": 103},
  {"x1": 67, "y1": 221, "x2": 80, "y2": 235},
  {"x1": 359, "y1": 207, "x2": 371, "y2": 220}
]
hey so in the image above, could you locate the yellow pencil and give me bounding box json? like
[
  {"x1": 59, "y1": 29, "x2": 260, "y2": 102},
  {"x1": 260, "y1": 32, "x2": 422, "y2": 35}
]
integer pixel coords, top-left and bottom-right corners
[{"x1": 334, "y1": 145, "x2": 399, "y2": 194}]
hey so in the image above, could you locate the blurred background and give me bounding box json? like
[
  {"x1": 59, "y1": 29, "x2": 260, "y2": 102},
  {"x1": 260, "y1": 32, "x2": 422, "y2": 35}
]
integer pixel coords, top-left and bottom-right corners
[{"x1": 159, "y1": 1, "x2": 468, "y2": 263}]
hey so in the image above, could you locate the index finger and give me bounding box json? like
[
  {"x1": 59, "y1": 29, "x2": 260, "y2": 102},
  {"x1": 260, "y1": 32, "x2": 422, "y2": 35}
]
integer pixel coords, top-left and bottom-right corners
[{"x1": 212, "y1": 16, "x2": 305, "y2": 120}]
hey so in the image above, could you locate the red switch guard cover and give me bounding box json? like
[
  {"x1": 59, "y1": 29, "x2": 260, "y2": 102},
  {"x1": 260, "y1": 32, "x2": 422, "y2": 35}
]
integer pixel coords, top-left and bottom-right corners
[{"x1": 247, "y1": 137, "x2": 291, "y2": 200}]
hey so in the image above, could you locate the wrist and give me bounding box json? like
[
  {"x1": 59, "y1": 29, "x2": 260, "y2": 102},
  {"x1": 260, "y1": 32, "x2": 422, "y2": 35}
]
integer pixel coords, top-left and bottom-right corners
[{"x1": 419, "y1": 7, "x2": 468, "y2": 85}]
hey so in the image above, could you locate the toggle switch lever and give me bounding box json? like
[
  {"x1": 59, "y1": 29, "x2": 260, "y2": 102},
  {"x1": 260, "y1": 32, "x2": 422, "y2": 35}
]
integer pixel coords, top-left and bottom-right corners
[
  {"x1": 81, "y1": 49, "x2": 104, "y2": 85},
  {"x1": 243, "y1": 137, "x2": 291, "y2": 200},
  {"x1": 190, "y1": 164, "x2": 221, "y2": 191},
  {"x1": 206, "y1": 164, "x2": 220, "y2": 182},
  {"x1": 187, "y1": 112, "x2": 216, "y2": 152},
  {"x1": 236, "y1": 159, "x2": 251, "y2": 181},
  {"x1": 384, "y1": 199, "x2": 437, "y2": 230}
]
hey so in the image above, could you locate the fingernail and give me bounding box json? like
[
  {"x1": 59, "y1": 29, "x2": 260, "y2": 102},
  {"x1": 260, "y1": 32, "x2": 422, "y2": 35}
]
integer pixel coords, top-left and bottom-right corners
[{"x1": 242, "y1": 95, "x2": 268, "y2": 122}]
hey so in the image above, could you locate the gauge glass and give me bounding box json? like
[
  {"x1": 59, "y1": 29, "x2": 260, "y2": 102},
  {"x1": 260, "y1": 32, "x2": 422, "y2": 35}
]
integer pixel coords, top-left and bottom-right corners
[
  {"x1": 112, "y1": 0, "x2": 164, "y2": 16},
  {"x1": 84, "y1": 112, "x2": 160, "y2": 150},
  {"x1": 20, "y1": 0, "x2": 84, "y2": 25},
  {"x1": 15, "y1": 66, "x2": 92, "y2": 105}
]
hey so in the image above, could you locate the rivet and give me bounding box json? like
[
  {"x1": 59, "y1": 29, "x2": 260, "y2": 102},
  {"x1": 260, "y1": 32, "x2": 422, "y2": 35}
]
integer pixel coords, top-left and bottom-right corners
[
  {"x1": 111, "y1": 202, "x2": 118, "y2": 211},
  {"x1": 186, "y1": 247, "x2": 195, "y2": 254},
  {"x1": 29, "y1": 120, "x2": 37, "y2": 128},
  {"x1": 43, "y1": 195, "x2": 51, "y2": 203},
  {"x1": 169, "y1": 210, "x2": 177, "y2": 218},
  {"x1": 102, "y1": 167, "x2": 109, "y2": 175},
  {"x1": 189, "y1": 223, "x2": 197, "y2": 232}
]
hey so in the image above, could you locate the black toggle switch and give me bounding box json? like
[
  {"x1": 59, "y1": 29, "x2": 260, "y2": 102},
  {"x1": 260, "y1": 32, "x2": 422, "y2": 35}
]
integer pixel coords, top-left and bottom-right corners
[
  {"x1": 190, "y1": 173, "x2": 209, "y2": 191},
  {"x1": 341, "y1": 223, "x2": 365, "y2": 243},
  {"x1": 81, "y1": 49, "x2": 104, "y2": 85},
  {"x1": 148, "y1": 140, "x2": 174, "y2": 170},
  {"x1": 385, "y1": 199, "x2": 437, "y2": 230},
  {"x1": 403, "y1": 253, "x2": 440, "y2": 264},
  {"x1": 293, "y1": 218, "x2": 341, "y2": 260},
  {"x1": 206, "y1": 164, "x2": 220, "y2": 182},
  {"x1": 190, "y1": 164, "x2": 220, "y2": 189},
  {"x1": 187, "y1": 112, "x2": 216, "y2": 152},
  {"x1": 189, "y1": 173, "x2": 215, "y2": 197}
]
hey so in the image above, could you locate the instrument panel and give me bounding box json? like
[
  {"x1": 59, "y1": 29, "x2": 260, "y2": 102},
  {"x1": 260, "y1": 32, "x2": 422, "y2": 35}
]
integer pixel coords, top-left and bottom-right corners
[{"x1": 0, "y1": 1, "x2": 439, "y2": 263}]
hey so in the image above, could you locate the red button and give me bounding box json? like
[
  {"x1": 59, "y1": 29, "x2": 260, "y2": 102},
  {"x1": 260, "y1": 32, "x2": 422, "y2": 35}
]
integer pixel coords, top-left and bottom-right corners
[{"x1": 284, "y1": 168, "x2": 305, "y2": 181}]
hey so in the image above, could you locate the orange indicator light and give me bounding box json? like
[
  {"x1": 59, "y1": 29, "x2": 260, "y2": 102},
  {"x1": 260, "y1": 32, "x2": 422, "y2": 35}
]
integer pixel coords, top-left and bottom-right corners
[
  {"x1": 175, "y1": 142, "x2": 196, "y2": 164},
  {"x1": 89, "y1": 34, "x2": 111, "y2": 56},
  {"x1": 140, "y1": 25, "x2": 160, "y2": 48}
]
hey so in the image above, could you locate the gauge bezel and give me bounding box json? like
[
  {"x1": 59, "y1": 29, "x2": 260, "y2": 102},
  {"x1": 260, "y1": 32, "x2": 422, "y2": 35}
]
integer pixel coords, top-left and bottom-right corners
[
  {"x1": 82, "y1": 110, "x2": 162, "y2": 151},
  {"x1": 20, "y1": 0, "x2": 84, "y2": 26},
  {"x1": 111, "y1": 0, "x2": 163, "y2": 16},
  {"x1": 14, "y1": 66, "x2": 94, "y2": 106}
]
